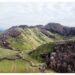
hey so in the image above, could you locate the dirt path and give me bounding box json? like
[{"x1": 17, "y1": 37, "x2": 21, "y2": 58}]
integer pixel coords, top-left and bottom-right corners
[{"x1": 18, "y1": 52, "x2": 47, "y2": 72}]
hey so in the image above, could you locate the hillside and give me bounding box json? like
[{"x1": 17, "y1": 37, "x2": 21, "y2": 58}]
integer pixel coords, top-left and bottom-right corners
[
  {"x1": 0, "y1": 25, "x2": 63, "y2": 51},
  {"x1": 30, "y1": 40, "x2": 75, "y2": 73},
  {"x1": 0, "y1": 23, "x2": 75, "y2": 72},
  {"x1": 44, "y1": 41, "x2": 75, "y2": 73},
  {"x1": 0, "y1": 23, "x2": 75, "y2": 51},
  {"x1": 29, "y1": 42, "x2": 55, "y2": 62}
]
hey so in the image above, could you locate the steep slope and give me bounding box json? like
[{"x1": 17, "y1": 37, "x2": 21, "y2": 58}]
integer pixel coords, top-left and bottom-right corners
[
  {"x1": 29, "y1": 42, "x2": 55, "y2": 62},
  {"x1": 0, "y1": 25, "x2": 63, "y2": 52},
  {"x1": 30, "y1": 40, "x2": 75, "y2": 73},
  {"x1": 0, "y1": 24, "x2": 64, "y2": 73},
  {"x1": 44, "y1": 41, "x2": 75, "y2": 73}
]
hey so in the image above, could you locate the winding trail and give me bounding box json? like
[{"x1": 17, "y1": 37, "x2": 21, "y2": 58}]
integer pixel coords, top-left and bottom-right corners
[{"x1": 18, "y1": 51, "x2": 47, "y2": 72}]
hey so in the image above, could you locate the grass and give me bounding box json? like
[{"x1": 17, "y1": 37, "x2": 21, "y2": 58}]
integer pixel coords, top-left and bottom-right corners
[
  {"x1": 45, "y1": 69, "x2": 56, "y2": 73},
  {"x1": 0, "y1": 48, "x2": 18, "y2": 59},
  {"x1": 0, "y1": 27, "x2": 63, "y2": 73},
  {"x1": 7, "y1": 27, "x2": 55, "y2": 52},
  {"x1": 0, "y1": 59, "x2": 39, "y2": 73},
  {"x1": 0, "y1": 43, "x2": 56, "y2": 73},
  {"x1": 0, "y1": 48, "x2": 40, "y2": 73},
  {"x1": 30, "y1": 42, "x2": 55, "y2": 62}
]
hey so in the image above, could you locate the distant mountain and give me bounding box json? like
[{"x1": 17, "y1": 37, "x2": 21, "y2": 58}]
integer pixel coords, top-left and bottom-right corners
[{"x1": 45, "y1": 23, "x2": 75, "y2": 36}]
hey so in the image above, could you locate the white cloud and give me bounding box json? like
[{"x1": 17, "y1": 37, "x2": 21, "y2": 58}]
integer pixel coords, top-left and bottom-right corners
[{"x1": 0, "y1": 2, "x2": 75, "y2": 29}]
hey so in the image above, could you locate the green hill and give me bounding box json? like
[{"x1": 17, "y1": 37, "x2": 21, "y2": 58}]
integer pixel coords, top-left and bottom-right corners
[
  {"x1": 0, "y1": 26, "x2": 63, "y2": 52},
  {"x1": 0, "y1": 23, "x2": 75, "y2": 73},
  {"x1": 0, "y1": 25, "x2": 64, "y2": 72},
  {"x1": 29, "y1": 42, "x2": 55, "y2": 62}
]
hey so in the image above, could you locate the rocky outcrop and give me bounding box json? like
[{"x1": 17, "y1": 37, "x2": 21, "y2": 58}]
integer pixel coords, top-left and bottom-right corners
[
  {"x1": 0, "y1": 26, "x2": 21, "y2": 49},
  {"x1": 19, "y1": 25, "x2": 29, "y2": 29},
  {"x1": 6, "y1": 26, "x2": 21, "y2": 37},
  {"x1": 43, "y1": 41, "x2": 75, "y2": 73}
]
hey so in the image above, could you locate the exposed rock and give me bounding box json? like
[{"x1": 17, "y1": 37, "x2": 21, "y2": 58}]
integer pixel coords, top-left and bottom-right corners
[
  {"x1": 6, "y1": 26, "x2": 21, "y2": 37},
  {"x1": 45, "y1": 23, "x2": 75, "y2": 36},
  {"x1": 44, "y1": 41, "x2": 75, "y2": 73},
  {"x1": 0, "y1": 26, "x2": 21, "y2": 49},
  {"x1": 40, "y1": 29, "x2": 55, "y2": 38},
  {"x1": 19, "y1": 25, "x2": 29, "y2": 29},
  {"x1": 29, "y1": 25, "x2": 44, "y2": 28}
]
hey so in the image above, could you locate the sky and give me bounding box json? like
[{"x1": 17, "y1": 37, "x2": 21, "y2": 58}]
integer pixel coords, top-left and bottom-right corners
[{"x1": 0, "y1": 2, "x2": 75, "y2": 29}]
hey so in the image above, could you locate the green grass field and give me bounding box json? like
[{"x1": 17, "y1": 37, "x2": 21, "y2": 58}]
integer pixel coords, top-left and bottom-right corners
[
  {"x1": 0, "y1": 59, "x2": 40, "y2": 73},
  {"x1": 0, "y1": 48, "x2": 18, "y2": 59},
  {"x1": 0, "y1": 48, "x2": 40, "y2": 73}
]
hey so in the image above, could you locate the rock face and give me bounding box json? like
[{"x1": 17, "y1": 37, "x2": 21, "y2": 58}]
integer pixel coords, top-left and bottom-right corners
[
  {"x1": 19, "y1": 25, "x2": 29, "y2": 29},
  {"x1": 44, "y1": 41, "x2": 75, "y2": 73},
  {"x1": 45, "y1": 23, "x2": 75, "y2": 36},
  {"x1": 45, "y1": 23, "x2": 64, "y2": 34},
  {"x1": 6, "y1": 26, "x2": 21, "y2": 37},
  {"x1": 0, "y1": 26, "x2": 21, "y2": 49}
]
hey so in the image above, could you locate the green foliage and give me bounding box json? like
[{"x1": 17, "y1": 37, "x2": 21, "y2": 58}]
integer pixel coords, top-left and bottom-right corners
[{"x1": 30, "y1": 42, "x2": 55, "y2": 62}]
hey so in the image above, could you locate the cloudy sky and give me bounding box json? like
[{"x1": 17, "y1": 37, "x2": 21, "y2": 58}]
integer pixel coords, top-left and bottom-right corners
[{"x1": 0, "y1": 2, "x2": 75, "y2": 29}]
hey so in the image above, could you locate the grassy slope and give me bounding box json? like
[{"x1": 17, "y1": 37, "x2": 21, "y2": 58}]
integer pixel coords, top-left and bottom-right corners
[
  {"x1": 0, "y1": 48, "x2": 40, "y2": 72},
  {"x1": 29, "y1": 37, "x2": 75, "y2": 62},
  {"x1": 30, "y1": 42, "x2": 55, "y2": 62},
  {"x1": 0, "y1": 59, "x2": 39, "y2": 73},
  {"x1": 7, "y1": 27, "x2": 63, "y2": 52},
  {"x1": 0, "y1": 48, "x2": 18, "y2": 59},
  {"x1": 0, "y1": 27, "x2": 63, "y2": 72}
]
